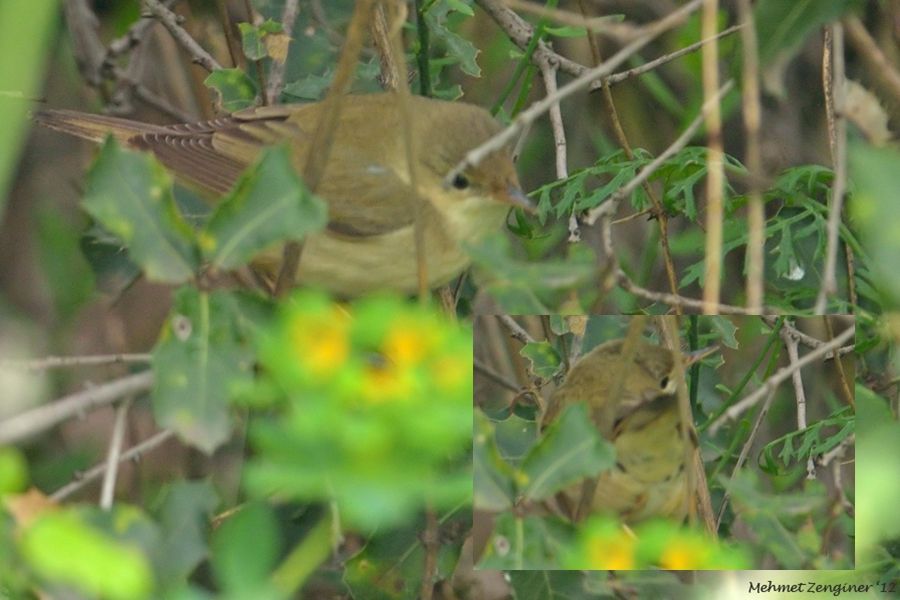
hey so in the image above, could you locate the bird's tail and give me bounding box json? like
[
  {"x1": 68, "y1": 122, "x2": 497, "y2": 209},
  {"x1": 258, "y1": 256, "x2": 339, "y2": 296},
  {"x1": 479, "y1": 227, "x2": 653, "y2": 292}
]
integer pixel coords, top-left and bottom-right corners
[{"x1": 31, "y1": 109, "x2": 168, "y2": 144}]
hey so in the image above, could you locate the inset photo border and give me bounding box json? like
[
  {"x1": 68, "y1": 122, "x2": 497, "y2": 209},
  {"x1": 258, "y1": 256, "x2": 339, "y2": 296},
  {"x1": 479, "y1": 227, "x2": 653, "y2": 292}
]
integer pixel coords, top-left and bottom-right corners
[{"x1": 474, "y1": 315, "x2": 855, "y2": 571}]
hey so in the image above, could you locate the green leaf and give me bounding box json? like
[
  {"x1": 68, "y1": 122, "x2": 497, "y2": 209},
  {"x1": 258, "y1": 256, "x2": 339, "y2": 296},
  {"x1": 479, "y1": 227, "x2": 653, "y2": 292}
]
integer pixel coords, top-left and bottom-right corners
[
  {"x1": 849, "y1": 142, "x2": 900, "y2": 304},
  {"x1": 238, "y1": 20, "x2": 284, "y2": 61},
  {"x1": 0, "y1": 0, "x2": 57, "y2": 214},
  {"x1": 520, "y1": 341, "x2": 563, "y2": 380},
  {"x1": 479, "y1": 513, "x2": 575, "y2": 570},
  {"x1": 205, "y1": 68, "x2": 258, "y2": 112},
  {"x1": 508, "y1": 570, "x2": 586, "y2": 599},
  {"x1": 152, "y1": 481, "x2": 219, "y2": 584},
  {"x1": 474, "y1": 412, "x2": 516, "y2": 511},
  {"x1": 202, "y1": 146, "x2": 327, "y2": 270},
  {"x1": 20, "y1": 509, "x2": 154, "y2": 600},
  {"x1": 211, "y1": 501, "x2": 281, "y2": 594},
  {"x1": 468, "y1": 236, "x2": 598, "y2": 313},
  {"x1": 519, "y1": 404, "x2": 614, "y2": 501},
  {"x1": 755, "y1": 0, "x2": 859, "y2": 65},
  {"x1": 708, "y1": 315, "x2": 739, "y2": 349},
  {"x1": 80, "y1": 223, "x2": 142, "y2": 295},
  {"x1": 425, "y1": 2, "x2": 481, "y2": 77},
  {"x1": 152, "y1": 288, "x2": 254, "y2": 454},
  {"x1": 0, "y1": 446, "x2": 27, "y2": 495},
  {"x1": 82, "y1": 139, "x2": 199, "y2": 283}
]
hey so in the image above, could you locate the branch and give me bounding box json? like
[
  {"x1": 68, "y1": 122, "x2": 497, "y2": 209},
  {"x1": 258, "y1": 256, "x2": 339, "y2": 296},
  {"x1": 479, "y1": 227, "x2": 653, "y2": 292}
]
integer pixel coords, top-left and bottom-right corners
[
  {"x1": 451, "y1": 0, "x2": 704, "y2": 181},
  {"x1": 0, "y1": 354, "x2": 151, "y2": 371},
  {"x1": 51, "y1": 430, "x2": 175, "y2": 501},
  {"x1": 780, "y1": 328, "x2": 816, "y2": 479},
  {"x1": 708, "y1": 326, "x2": 855, "y2": 435},
  {"x1": 141, "y1": 0, "x2": 223, "y2": 72},
  {"x1": 815, "y1": 24, "x2": 848, "y2": 313},
  {"x1": 100, "y1": 398, "x2": 133, "y2": 509},
  {"x1": 265, "y1": 0, "x2": 301, "y2": 103},
  {"x1": 0, "y1": 371, "x2": 153, "y2": 446},
  {"x1": 497, "y1": 315, "x2": 535, "y2": 345}
]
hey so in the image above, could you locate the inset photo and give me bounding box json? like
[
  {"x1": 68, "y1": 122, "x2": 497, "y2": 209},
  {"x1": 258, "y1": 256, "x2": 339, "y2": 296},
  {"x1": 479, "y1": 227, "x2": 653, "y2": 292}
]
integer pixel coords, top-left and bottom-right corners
[{"x1": 474, "y1": 315, "x2": 855, "y2": 570}]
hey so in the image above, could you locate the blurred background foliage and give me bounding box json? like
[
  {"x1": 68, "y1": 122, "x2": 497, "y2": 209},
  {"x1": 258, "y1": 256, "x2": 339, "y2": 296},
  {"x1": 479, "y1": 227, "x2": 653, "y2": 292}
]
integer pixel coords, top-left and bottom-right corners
[{"x1": 0, "y1": 0, "x2": 897, "y2": 598}]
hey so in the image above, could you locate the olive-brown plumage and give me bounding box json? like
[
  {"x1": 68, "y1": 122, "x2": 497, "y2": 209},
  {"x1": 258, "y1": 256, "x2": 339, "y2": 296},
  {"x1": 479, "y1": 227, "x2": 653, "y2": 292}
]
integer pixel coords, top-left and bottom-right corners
[
  {"x1": 547, "y1": 339, "x2": 690, "y2": 523},
  {"x1": 35, "y1": 93, "x2": 529, "y2": 296}
]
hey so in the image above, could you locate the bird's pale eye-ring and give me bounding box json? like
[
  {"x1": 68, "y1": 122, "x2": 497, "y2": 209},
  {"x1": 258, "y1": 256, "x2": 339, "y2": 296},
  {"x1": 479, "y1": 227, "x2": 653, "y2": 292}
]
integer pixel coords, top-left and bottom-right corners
[{"x1": 451, "y1": 173, "x2": 470, "y2": 190}]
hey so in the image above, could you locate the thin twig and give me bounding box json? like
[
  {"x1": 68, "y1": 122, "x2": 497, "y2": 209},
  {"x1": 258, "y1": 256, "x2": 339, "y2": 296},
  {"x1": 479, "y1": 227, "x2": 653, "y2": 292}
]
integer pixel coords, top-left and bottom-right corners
[
  {"x1": 497, "y1": 315, "x2": 535, "y2": 345},
  {"x1": 579, "y1": 0, "x2": 681, "y2": 306},
  {"x1": 780, "y1": 328, "x2": 816, "y2": 479},
  {"x1": 815, "y1": 23, "x2": 848, "y2": 313},
  {"x1": 419, "y1": 508, "x2": 438, "y2": 600},
  {"x1": 474, "y1": 359, "x2": 521, "y2": 393},
  {"x1": 822, "y1": 316, "x2": 855, "y2": 409},
  {"x1": 737, "y1": 0, "x2": 765, "y2": 312},
  {"x1": 761, "y1": 316, "x2": 854, "y2": 358},
  {"x1": 843, "y1": 16, "x2": 900, "y2": 112},
  {"x1": 265, "y1": 0, "x2": 301, "y2": 104},
  {"x1": 100, "y1": 398, "x2": 133, "y2": 509},
  {"x1": 141, "y1": 0, "x2": 222, "y2": 72},
  {"x1": 617, "y1": 274, "x2": 767, "y2": 314},
  {"x1": 715, "y1": 388, "x2": 777, "y2": 530},
  {"x1": 595, "y1": 25, "x2": 744, "y2": 90},
  {"x1": 0, "y1": 371, "x2": 154, "y2": 446},
  {"x1": 708, "y1": 326, "x2": 855, "y2": 435},
  {"x1": 700, "y1": 0, "x2": 724, "y2": 315},
  {"x1": 51, "y1": 430, "x2": 175, "y2": 501},
  {"x1": 585, "y1": 80, "x2": 734, "y2": 227},
  {"x1": 0, "y1": 354, "x2": 151, "y2": 371},
  {"x1": 451, "y1": 0, "x2": 705, "y2": 181}
]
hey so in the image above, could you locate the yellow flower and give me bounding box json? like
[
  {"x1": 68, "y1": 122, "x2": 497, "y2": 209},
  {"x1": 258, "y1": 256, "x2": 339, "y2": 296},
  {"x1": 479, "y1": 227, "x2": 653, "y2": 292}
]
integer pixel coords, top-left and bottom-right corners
[
  {"x1": 382, "y1": 320, "x2": 437, "y2": 366},
  {"x1": 290, "y1": 308, "x2": 350, "y2": 377},
  {"x1": 658, "y1": 536, "x2": 710, "y2": 570},
  {"x1": 587, "y1": 528, "x2": 636, "y2": 570},
  {"x1": 359, "y1": 363, "x2": 415, "y2": 404}
]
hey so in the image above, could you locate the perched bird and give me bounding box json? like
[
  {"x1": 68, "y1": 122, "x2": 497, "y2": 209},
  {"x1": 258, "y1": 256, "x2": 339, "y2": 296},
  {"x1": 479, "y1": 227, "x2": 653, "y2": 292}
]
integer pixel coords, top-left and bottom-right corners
[
  {"x1": 545, "y1": 338, "x2": 696, "y2": 523},
  {"x1": 34, "y1": 93, "x2": 530, "y2": 296}
]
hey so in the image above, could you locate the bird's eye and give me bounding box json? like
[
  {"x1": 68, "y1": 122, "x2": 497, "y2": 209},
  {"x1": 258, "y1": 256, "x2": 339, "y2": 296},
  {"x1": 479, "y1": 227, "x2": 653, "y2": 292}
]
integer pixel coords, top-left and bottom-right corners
[
  {"x1": 451, "y1": 174, "x2": 470, "y2": 190},
  {"x1": 659, "y1": 376, "x2": 670, "y2": 389}
]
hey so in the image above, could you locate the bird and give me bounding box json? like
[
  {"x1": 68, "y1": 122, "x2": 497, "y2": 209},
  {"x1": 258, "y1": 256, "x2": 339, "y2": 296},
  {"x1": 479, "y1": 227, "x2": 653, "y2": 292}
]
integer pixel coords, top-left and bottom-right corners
[
  {"x1": 34, "y1": 92, "x2": 531, "y2": 296},
  {"x1": 545, "y1": 338, "x2": 695, "y2": 524}
]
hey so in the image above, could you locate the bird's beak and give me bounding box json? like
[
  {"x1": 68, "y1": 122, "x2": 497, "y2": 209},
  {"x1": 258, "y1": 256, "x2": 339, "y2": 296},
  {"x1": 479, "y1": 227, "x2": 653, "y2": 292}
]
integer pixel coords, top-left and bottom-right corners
[{"x1": 501, "y1": 184, "x2": 536, "y2": 213}]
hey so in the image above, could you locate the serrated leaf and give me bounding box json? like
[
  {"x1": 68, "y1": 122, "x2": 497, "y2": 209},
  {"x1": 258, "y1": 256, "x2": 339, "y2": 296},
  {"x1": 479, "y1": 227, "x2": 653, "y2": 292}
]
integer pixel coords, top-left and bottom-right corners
[
  {"x1": 708, "y1": 316, "x2": 739, "y2": 349},
  {"x1": 205, "y1": 68, "x2": 258, "y2": 112},
  {"x1": 202, "y1": 146, "x2": 327, "y2": 270},
  {"x1": 519, "y1": 341, "x2": 563, "y2": 381},
  {"x1": 238, "y1": 20, "x2": 284, "y2": 61},
  {"x1": 520, "y1": 404, "x2": 614, "y2": 501},
  {"x1": 152, "y1": 288, "x2": 254, "y2": 454},
  {"x1": 82, "y1": 139, "x2": 198, "y2": 283},
  {"x1": 425, "y1": 3, "x2": 481, "y2": 77}
]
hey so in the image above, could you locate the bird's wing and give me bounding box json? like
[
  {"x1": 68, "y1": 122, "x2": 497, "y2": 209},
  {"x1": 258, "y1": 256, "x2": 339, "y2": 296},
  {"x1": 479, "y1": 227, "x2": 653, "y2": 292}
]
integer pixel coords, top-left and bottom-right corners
[{"x1": 159, "y1": 110, "x2": 425, "y2": 236}]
